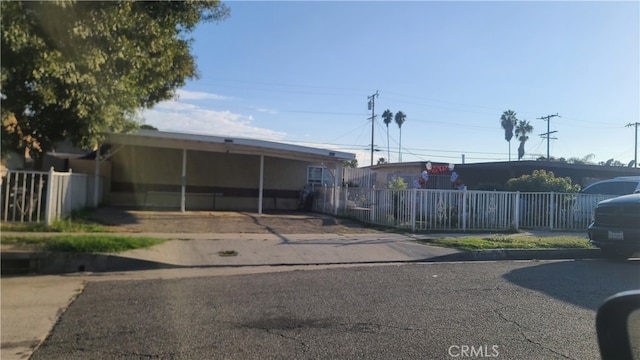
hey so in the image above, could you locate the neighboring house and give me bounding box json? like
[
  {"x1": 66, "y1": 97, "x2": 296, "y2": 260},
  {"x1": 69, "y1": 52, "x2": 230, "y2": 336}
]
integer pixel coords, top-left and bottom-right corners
[
  {"x1": 454, "y1": 161, "x2": 640, "y2": 190},
  {"x1": 364, "y1": 161, "x2": 640, "y2": 191},
  {"x1": 95, "y1": 130, "x2": 354, "y2": 213}
]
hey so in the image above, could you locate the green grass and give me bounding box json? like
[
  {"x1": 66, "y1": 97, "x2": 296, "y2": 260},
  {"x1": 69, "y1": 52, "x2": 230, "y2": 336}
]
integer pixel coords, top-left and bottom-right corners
[
  {"x1": 1, "y1": 234, "x2": 165, "y2": 253},
  {"x1": 0, "y1": 207, "x2": 109, "y2": 233},
  {"x1": 415, "y1": 233, "x2": 594, "y2": 251}
]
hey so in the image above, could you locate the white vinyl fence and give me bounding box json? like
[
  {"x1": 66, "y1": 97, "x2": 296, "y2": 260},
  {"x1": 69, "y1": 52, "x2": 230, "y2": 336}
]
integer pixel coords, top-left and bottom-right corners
[
  {"x1": 312, "y1": 186, "x2": 616, "y2": 232},
  {"x1": 2, "y1": 168, "x2": 102, "y2": 224}
]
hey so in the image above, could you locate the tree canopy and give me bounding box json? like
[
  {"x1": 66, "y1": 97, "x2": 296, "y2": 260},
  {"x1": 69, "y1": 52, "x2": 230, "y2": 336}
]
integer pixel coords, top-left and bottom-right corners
[{"x1": 1, "y1": 0, "x2": 229, "y2": 161}]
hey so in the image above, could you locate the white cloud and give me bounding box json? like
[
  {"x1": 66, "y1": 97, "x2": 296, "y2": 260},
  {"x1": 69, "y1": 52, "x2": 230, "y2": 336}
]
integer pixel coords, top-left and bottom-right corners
[
  {"x1": 176, "y1": 89, "x2": 229, "y2": 101},
  {"x1": 141, "y1": 107, "x2": 286, "y2": 141},
  {"x1": 254, "y1": 107, "x2": 278, "y2": 115},
  {"x1": 155, "y1": 101, "x2": 198, "y2": 111}
]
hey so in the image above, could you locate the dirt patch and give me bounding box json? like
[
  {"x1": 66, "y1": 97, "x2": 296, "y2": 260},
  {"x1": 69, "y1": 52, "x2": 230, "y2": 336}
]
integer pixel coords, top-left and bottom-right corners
[{"x1": 91, "y1": 207, "x2": 383, "y2": 234}]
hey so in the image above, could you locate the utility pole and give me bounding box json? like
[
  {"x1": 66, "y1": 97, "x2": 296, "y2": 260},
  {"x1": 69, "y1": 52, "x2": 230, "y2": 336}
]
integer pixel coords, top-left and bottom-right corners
[
  {"x1": 626, "y1": 122, "x2": 640, "y2": 168},
  {"x1": 538, "y1": 113, "x2": 560, "y2": 160},
  {"x1": 367, "y1": 91, "x2": 379, "y2": 166}
]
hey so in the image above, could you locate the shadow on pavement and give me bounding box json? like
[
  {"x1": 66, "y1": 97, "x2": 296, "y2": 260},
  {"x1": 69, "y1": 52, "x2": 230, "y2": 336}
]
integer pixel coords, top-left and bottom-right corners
[
  {"x1": 91, "y1": 206, "x2": 141, "y2": 226},
  {"x1": 502, "y1": 258, "x2": 640, "y2": 310}
]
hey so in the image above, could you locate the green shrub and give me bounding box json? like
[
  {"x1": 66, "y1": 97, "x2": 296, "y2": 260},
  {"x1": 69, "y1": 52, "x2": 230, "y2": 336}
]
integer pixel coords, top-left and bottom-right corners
[{"x1": 506, "y1": 170, "x2": 580, "y2": 192}]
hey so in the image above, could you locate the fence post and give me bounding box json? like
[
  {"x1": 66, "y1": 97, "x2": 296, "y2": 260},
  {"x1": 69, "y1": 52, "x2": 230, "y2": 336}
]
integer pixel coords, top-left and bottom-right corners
[
  {"x1": 549, "y1": 192, "x2": 555, "y2": 231},
  {"x1": 411, "y1": 188, "x2": 417, "y2": 232},
  {"x1": 462, "y1": 187, "x2": 467, "y2": 232},
  {"x1": 370, "y1": 186, "x2": 375, "y2": 223},
  {"x1": 3, "y1": 171, "x2": 10, "y2": 222},
  {"x1": 514, "y1": 191, "x2": 520, "y2": 231},
  {"x1": 45, "y1": 167, "x2": 55, "y2": 225}
]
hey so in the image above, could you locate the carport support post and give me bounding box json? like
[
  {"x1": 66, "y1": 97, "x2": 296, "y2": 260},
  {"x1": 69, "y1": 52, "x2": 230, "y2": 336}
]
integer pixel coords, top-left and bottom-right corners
[
  {"x1": 258, "y1": 155, "x2": 264, "y2": 215},
  {"x1": 181, "y1": 149, "x2": 187, "y2": 212}
]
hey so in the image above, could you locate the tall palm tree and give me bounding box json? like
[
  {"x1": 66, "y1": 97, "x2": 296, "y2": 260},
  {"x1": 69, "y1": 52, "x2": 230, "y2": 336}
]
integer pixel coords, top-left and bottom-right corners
[
  {"x1": 500, "y1": 110, "x2": 518, "y2": 161},
  {"x1": 514, "y1": 119, "x2": 533, "y2": 161},
  {"x1": 394, "y1": 111, "x2": 406, "y2": 162},
  {"x1": 382, "y1": 109, "x2": 393, "y2": 163}
]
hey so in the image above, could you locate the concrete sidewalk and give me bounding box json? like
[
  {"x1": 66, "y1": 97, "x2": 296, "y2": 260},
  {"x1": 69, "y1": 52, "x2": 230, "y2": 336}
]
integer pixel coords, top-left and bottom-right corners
[
  {"x1": 1, "y1": 232, "x2": 462, "y2": 273},
  {"x1": 1, "y1": 231, "x2": 602, "y2": 274}
]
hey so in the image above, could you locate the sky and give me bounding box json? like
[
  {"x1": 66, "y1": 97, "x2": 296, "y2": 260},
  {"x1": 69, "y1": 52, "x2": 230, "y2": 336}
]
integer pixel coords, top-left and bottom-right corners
[{"x1": 140, "y1": 1, "x2": 640, "y2": 167}]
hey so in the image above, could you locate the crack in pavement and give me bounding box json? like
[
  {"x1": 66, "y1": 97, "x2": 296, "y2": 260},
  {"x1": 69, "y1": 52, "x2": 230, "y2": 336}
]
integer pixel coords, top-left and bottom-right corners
[{"x1": 492, "y1": 308, "x2": 575, "y2": 360}]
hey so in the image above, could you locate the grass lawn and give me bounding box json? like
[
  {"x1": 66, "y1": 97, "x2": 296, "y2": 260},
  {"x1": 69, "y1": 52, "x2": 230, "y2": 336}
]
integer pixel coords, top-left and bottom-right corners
[
  {"x1": 415, "y1": 233, "x2": 594, "y2": 251},
  {"x1": 1, "y1": 234, "x2": 165, "y2": 253},
  {"x1": 0, "y1": 219, "x2": 109, "y2": 233},
  {"x1": 0, "y1": 207, "x2": 109, "y2": 233}
]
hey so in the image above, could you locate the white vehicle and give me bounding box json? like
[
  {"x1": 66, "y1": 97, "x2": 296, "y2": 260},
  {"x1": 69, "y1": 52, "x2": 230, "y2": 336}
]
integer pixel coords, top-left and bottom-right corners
[{"x1": 580, "y1": 176, "x2": 640, "y2": 196}]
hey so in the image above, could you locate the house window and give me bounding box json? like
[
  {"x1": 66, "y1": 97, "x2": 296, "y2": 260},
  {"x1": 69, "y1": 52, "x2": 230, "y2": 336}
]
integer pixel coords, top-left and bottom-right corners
[{"x1": 307, "y1": 166, "x2": 333, "y2": 186}]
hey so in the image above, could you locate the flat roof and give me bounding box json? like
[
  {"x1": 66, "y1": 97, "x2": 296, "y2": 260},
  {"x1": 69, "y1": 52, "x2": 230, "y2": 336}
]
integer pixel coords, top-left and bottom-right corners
[{"x1": 106, "y1": 130, "x2": 355, "y2": 163}]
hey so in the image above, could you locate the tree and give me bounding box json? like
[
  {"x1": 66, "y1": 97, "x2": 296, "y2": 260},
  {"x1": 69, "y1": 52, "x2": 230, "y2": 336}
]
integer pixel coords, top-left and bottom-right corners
[
  {"x1": 514, "y1": 119, "x2": 533, "y2": 161},
  {"x1": 567, "y1": 153, "x2": 596, "y2": 165},
  {"x1": 506, "y1": 170, "x2": 580, "y2": 193},
  {"x1": 342, "y1": 159, "x2": 358, "y2": 168},
  {"x1": 500, "y1": 110, "x2": 518, "y2": 161},
  {"x1": 394, "y1": 111, "x2": 406, "y2": 162},
  {"x1": 387, "y1": 176, "x2": 407, "y2": 190},
  {"x1": 382, "y1": 109, "x2": 393, "y2": 163},
  {"x1": 1, "y1": 1, "x2": 229, "y2": 163},
  {"x1": 377, "y1": 157, "x2": 387, "y2": 165},
  {"x1": 140, "y1": 124, "x2": 158, "y2": 131}
]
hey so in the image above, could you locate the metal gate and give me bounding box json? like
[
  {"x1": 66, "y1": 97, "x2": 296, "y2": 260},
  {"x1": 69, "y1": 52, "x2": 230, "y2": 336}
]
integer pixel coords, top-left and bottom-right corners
[
  {"x1": 2, "y1": 170, "x2": 48, "y2": 222},
  {"x1": 2, "y1": 168, "x2": 101, "y2": 224}
]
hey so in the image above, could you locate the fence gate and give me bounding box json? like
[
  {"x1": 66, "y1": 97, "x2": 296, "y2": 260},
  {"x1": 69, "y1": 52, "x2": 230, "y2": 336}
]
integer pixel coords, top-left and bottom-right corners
[
  {"x1": 2, "y1": 168, "x2": 100, "y2": 224},
  {"x1": 2, "y1": 170, "x2": 48, "y2": 223}
]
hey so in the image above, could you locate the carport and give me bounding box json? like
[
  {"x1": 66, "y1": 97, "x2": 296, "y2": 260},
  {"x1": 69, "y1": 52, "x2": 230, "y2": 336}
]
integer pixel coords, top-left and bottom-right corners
[{"x1": 100, "y1": 130, "x2": 354, "y2": 214}]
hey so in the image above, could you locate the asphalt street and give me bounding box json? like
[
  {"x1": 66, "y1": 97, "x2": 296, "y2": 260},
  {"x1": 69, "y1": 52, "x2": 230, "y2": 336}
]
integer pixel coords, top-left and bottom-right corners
[{"x1": 31, "y1": 259, "x2": 640, "y2": 360}]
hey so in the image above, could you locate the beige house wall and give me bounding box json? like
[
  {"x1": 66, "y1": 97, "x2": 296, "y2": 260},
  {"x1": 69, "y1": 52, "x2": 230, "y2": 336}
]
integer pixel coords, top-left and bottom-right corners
[{"x1": 108, "y1": 145, "x2": 326, "y2": 210}]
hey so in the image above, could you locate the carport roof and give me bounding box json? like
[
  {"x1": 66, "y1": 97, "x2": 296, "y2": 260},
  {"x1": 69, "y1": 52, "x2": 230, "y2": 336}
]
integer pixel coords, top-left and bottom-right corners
[{"x1": 106, "y1": 130, "x2": 355, "y2": 163}]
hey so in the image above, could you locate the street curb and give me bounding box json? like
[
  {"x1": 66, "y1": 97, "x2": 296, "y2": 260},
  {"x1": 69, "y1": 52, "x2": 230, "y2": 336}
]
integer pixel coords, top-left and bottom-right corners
[
  {"x1": 423, "y1": 248, "x2": 604, "y2": 262},
  {"x1": 1, "y1": 248, "x2": 605, "y2": 275}
]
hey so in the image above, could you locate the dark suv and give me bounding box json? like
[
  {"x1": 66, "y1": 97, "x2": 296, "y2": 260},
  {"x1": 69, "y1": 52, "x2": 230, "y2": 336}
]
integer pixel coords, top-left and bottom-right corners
[{"x1": 588, "y1": 193, "x2": 640, "y2": 258}]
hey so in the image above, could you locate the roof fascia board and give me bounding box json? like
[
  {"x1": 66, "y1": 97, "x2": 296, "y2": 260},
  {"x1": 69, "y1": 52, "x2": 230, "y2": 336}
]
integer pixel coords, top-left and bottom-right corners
[{"x1": 106, "y1": 132, "x2": 353, "y2": 163}]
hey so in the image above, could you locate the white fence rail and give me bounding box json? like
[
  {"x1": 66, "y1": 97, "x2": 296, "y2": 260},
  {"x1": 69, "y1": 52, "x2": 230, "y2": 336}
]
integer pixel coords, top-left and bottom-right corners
[
  {"x1": 2, "y1": 168, "x2": 103, "y2": 224},
  {"x1": 313, "y1": 187, "x2": 616, "y2": 232}
]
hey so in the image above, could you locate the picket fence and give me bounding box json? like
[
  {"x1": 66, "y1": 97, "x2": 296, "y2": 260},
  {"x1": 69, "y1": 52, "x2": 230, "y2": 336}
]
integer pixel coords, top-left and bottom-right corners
[
  {"x1": 312, "y1": 186, "x2": 614, "y2": 232},
  {"x1": 1, "y1": 168, "x2": 102, "y2": 224}
]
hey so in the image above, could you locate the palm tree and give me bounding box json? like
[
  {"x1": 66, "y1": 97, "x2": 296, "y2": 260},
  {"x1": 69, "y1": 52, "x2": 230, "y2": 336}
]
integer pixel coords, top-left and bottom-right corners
[
  {"x1": 500, "y1": 110, "x2": 518, "y2": 161},
  {"x1": 514, "y1": 119, "x2": 533, "y2": 161},
  {"x1": 382, "y1": 109, "x2": 393, "y2": 162},
  {"x1": 394, "y1": 111, "x2": 406, "y2": 162}
]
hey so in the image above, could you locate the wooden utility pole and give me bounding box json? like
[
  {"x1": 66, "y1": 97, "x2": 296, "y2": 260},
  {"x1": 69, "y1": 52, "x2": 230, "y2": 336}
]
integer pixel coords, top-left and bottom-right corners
[
  {"x1": 538, "y1": 113, "x2": 560, "y2": 160},
  {"x1": 367, "y1": 91, "x2": 379, "y2": 166},
  {"x1": 626, "y1": 122, "x2": 639, "y2": 168}
]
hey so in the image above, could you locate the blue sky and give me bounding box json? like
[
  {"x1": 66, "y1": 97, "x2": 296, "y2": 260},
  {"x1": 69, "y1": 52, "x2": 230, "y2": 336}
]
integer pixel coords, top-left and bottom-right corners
[{"x1": 141, "y1": 1, "x2": 640, "y2": 166}]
